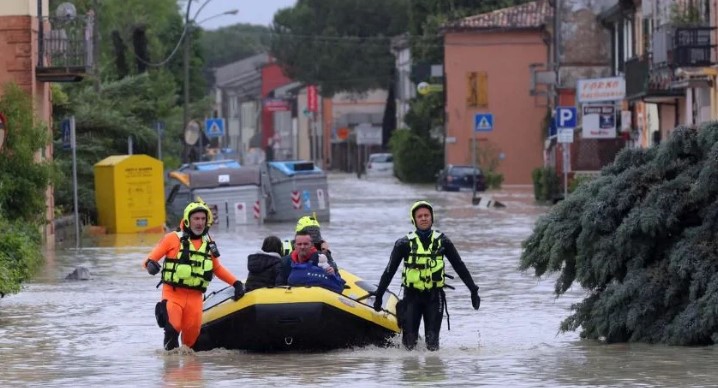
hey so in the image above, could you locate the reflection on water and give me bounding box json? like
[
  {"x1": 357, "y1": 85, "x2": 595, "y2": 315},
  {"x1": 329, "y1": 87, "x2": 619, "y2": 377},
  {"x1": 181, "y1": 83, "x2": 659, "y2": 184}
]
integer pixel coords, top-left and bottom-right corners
[
  {"x1": 2, "y1": 175, "x2": 718, "y2": 386},
  {"x1": 163, "y1": 351, "x2": 204, "y2": 388},
  {"x1": 400, "y1": 355, "x2": 447, "y2": 384}
]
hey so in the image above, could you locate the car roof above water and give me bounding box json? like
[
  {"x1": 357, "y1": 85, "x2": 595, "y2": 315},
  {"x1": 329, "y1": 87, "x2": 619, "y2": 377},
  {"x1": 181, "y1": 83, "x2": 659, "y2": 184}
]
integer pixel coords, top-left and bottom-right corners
[
  {"x1": 368, "y1": 153, "x2": 393, "y2": 162},
  {"x1": 448, "y1": 165, "x2": 482, "y2": 174}
]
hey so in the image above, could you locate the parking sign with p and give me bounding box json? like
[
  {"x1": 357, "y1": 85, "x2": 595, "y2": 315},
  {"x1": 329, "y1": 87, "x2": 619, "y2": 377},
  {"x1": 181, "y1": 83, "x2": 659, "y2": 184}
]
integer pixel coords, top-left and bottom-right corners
[{"x1": 556, "y1": 106, "x2": 577, "y2": 129}]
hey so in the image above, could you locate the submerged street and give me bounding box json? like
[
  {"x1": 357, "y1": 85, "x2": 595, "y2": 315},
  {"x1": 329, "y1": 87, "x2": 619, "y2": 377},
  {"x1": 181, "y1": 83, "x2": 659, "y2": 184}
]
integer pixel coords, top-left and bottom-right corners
[{"x1": 2, "y1": 174, "x2": 718, "y2": 387}]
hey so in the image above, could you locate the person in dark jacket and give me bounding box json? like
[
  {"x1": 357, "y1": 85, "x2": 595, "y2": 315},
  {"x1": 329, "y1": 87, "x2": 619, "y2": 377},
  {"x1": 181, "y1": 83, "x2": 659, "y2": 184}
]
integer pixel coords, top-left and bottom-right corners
[
  {"x1": 245, "y1": 235, "x2": 283, "y2": 292},
  {"x1": 373, "y1": 200, "x2": 481, "y2": 351}
]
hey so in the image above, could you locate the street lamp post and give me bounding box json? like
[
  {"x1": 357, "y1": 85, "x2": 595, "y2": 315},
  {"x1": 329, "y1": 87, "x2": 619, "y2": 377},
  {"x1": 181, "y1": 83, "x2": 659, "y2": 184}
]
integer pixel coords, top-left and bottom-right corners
[{"x1": 182, "y1": 1, "x2": 238, "y2": 162}]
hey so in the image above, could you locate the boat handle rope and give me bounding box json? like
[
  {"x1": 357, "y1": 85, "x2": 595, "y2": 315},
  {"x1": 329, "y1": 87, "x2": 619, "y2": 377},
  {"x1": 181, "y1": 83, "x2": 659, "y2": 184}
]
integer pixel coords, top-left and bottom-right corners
[{"x1": 285, "y1": 336, "x2": 293, "y2": 346}]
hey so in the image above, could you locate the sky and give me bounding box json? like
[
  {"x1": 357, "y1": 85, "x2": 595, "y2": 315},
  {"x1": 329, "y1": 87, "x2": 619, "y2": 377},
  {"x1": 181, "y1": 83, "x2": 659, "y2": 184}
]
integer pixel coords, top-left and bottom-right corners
[{"x1": 191, "y1": 0, "x2": 297, "y2": 29}]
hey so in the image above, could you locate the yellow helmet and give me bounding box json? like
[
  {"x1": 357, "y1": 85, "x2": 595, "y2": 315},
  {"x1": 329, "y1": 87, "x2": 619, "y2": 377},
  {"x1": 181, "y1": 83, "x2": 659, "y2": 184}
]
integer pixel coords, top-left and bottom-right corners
[
  {"x1": 409, "y1": 200, "x2": 434, "y2": 226},
  {"x1": 182, "y1": 201, "x2": 213, "y2": 230},
  {"x1": 295, "y1": 215, "x2": 320, "y2": 232},
  {"x1": 295, "y1": 215, "x2": 322, "y2": 244}
]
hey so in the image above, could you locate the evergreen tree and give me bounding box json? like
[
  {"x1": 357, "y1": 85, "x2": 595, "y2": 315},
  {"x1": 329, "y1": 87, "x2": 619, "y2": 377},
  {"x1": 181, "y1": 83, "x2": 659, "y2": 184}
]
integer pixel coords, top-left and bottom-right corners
[
  {"x1": 269, "y1": 0, "x2": 409, "y2": 96},
  {"x1": 520, "y1": 123, "x2": 718, "y2": 345}
]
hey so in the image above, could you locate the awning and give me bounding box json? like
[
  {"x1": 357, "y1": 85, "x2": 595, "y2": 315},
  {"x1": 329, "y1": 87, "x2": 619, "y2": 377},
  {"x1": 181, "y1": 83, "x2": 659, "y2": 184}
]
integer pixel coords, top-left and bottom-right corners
[{"x1": 672, "y1": 67, "x2": 717, "y2": 88}]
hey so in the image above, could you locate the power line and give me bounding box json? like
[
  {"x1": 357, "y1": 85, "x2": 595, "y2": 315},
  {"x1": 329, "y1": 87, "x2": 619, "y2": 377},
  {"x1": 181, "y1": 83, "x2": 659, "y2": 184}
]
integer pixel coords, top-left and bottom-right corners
[
  {"x1": 132, "y1": 24, "x2": 190, "y2": 67},
  {"x1": 131, "y1": 0, "x2": 192, "y2": 67},
  {"x1": 130, "y1": 16, "x2": 546, "y2": 67},
  {"x1": 206, "y1": 28, "x2": 548, "y2": 48}
]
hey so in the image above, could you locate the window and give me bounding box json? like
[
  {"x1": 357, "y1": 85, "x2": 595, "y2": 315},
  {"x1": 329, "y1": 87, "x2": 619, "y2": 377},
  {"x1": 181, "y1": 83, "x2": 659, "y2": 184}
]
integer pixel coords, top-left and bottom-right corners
[
  {"x1": 624, "y1": 17, "x2": 635, "y2": 60},
  {"x1": 642, "y1": 18, "x2": 653, "y2": 56}
]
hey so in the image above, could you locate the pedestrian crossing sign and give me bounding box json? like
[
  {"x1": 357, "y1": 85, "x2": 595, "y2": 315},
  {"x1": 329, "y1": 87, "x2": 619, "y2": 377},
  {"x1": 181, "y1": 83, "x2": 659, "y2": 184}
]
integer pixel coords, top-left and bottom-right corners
[
  {"x1": 474, "y1": 113, "x2": 493, "y2": 132},
  {"x1": 204, "y1": 118, "x2": 225, "y2": 138}
]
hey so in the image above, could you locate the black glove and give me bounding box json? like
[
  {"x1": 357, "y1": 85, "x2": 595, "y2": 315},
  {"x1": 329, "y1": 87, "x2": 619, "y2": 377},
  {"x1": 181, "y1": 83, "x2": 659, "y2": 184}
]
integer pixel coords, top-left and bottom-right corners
[
  {"x1": 471, "y1": 288, "x2": 480, "y2": 310},
  {"x1": 233, "y1": 281, "x2": 245, "y2": 301},
  {"x1": 373, "y1": 294, "x2": 383, "y2": 312},
  {"x1": 146, "y1": 259, "x2": 161, "y2": 276}
]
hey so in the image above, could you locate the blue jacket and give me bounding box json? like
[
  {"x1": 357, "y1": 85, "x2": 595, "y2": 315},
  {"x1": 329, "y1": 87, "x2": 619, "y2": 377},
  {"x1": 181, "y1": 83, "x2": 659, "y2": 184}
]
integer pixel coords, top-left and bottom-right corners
[{"x1": 277, "y1": 252, "x2": 345, "y2": 293}]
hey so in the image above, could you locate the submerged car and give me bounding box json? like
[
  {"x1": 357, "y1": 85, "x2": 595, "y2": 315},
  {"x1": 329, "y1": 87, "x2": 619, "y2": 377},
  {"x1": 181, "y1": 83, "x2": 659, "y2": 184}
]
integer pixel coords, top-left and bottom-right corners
[
  {"x1": 436, "y1": 165, "x2": 486, "y2": 192},
  {"x1": 365, "y1": 153, "x2": 394, "y2": 177}
]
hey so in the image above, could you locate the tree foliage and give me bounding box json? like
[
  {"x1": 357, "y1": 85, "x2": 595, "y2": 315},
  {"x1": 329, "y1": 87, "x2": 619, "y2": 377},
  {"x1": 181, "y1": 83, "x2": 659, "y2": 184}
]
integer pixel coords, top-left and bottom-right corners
[
  {"x1": 52, "y1": 72, "x2": 208, "y2": 223},
  {"x1": 0, "y1": 84, "x2": 54, "y2": 295},
  {"x1": 270, "y1": 0, "x2": 409, "y2": 96},
  {"x1": 50, "y1": 0, "x2": 205, "y2": 97},
  {"x1": 390, "y1": 129, "x2": 443, "y2": 183},
  {"x1": 201, "y1": 24, "x2": 271, "y2": 70},
  {"x1": 50, "y1": 0, "x2": 220, "y2": 223},
  {"x1": 520, "y1": 123, "x2": 718, "y2": 345}
]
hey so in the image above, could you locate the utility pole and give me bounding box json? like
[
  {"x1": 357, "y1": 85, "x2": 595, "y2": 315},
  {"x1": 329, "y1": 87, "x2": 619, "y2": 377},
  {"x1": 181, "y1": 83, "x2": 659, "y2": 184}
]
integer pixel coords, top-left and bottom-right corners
[
  {"x1": 93, "y1": 0, "x2": 100, "y2": 92},
  {"x1": 553, "y1": 0, "x2": 561, "y2": 109},
  {"x1": 182, "y1": 0, "x2": 193, "y2": 163},
  {"x1": 553, "y1": 0, "x2": 569, "y2": 199},
  {"x1": 181, "y1": 2, "x2": 238, "y2": 163},
  {"x1": 183, "y1": 0, "x2": 194, "y2": 140}
]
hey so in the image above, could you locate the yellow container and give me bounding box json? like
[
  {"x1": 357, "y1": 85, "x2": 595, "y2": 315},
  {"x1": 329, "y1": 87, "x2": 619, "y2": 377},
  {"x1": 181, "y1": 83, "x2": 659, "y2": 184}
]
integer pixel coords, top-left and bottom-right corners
[{"x1": 94, "y1": 154, "x2": 166, "y2": 234}]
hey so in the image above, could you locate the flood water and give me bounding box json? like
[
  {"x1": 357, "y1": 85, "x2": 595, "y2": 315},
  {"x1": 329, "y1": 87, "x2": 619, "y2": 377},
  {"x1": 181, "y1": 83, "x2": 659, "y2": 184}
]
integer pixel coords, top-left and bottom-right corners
[{"x1": 2, "y1": 173, "x2": 718, "y2": 387}]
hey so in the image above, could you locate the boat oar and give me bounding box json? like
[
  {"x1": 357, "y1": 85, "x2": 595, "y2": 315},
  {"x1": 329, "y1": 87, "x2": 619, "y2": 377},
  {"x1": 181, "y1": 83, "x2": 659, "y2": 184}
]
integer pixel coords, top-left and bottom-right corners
[{"x1": 353, "y1": 291, "x2": 399, "y2": 317}]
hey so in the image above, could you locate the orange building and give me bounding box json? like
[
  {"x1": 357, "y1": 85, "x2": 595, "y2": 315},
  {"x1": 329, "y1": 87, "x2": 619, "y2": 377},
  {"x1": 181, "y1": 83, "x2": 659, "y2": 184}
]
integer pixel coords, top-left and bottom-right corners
[{"x1": 442, "y1": 1, "x2": 551, "y2": 185}]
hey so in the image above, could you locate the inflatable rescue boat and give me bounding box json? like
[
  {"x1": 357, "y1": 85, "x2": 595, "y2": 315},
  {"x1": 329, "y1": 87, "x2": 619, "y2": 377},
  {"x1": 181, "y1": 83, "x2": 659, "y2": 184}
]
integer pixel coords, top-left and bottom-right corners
[{"x1": 193, "y1": 270, "x2": 400, "y2": 351}]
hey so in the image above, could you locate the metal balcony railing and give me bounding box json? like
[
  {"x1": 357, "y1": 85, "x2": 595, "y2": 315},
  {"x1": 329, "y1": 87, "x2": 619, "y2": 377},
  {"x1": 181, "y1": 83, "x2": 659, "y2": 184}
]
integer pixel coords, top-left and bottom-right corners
[
  {"x1": 652, "y1": 25, "x2": 715, "y2": 68},
  {"x1": 36, "y1": 14, "x2": 94, "y2": 82}
]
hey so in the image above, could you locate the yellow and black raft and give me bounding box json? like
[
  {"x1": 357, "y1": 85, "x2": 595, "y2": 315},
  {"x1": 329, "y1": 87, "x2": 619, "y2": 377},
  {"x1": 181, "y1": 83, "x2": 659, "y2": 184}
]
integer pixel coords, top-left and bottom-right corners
[{"x1": 193, "y1": 270, "x2": 400, "y2": 351}]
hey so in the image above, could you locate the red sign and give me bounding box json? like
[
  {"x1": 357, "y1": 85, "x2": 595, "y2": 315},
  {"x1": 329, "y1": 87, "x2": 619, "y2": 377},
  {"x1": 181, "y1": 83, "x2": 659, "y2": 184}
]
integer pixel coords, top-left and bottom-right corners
[
  {"x1": 307, "y1": 85, "x2": 318, "y2": 112},
  {"x1": 337, "y1": 127, "x2": 350, "y2": 141},
  {"x1": 263, "y1": 99, "x2": 291, "y2": 112}
]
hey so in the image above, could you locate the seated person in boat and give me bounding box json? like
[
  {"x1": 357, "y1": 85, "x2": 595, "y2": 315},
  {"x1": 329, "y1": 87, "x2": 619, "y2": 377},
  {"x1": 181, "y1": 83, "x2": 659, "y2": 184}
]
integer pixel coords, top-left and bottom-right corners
[
  {"x1": 245, "y1": 235, "x2": 284, "y2": 292},
  {"x1": 282, "y1": 216, "x2": 335, "y2": 267},
  {"x1": 277, "y1": 230, "x2": 345, "y2": 293}
]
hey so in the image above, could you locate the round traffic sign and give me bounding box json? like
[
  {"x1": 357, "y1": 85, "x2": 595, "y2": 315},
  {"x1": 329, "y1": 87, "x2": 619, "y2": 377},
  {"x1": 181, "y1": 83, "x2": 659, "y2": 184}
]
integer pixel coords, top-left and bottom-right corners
[
  {"x1": 337, "y1": 127, "x2": 350, "y2": 140},
  {"x1": 184, "y1": 120, "x2": 200, "y2": 145},
  {"x1": 417, "y1": 82, "x2": 430, "y2": 96}
]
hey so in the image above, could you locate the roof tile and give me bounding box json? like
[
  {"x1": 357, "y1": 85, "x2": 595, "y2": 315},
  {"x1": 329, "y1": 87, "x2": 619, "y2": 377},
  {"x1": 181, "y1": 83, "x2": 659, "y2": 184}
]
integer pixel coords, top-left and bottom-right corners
[{"x1": 444, "y1": 0, "x2": 552, "y2": 31}]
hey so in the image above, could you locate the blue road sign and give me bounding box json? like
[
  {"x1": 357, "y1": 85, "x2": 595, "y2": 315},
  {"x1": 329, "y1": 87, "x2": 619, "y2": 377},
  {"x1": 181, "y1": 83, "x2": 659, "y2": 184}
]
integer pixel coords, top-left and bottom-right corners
[
  {"x1": 61, "y1": 118, "x2": 71, "y2": 150},
  {"x1": 549, "y1": 114, "x2": 557, "y2": 137},
  {"x1": 302, "y1": 190, "x2": 311, "y2": 210},
  {"x1": 204, "y1": 118, "x2": 225, "y2": 138},
  {"x1": 474, "y1": 113, "x2": 493, "y2": 132},
  {"x1": 556, "y1": 106, "x2": 577, "y2": 128}
]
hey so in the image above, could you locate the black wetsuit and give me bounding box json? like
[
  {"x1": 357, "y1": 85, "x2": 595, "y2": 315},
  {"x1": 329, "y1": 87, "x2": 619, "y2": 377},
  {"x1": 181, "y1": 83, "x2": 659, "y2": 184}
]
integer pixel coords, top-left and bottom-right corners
[{"x1": 375, "y1": 230, "x2": 479, "y2": 351}]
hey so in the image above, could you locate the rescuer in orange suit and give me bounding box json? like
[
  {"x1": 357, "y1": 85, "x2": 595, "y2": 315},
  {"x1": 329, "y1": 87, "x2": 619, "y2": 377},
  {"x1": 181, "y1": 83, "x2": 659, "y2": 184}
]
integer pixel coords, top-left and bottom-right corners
[{"x1": 143, "y1": 201, "x2": 245, "y2": 351}]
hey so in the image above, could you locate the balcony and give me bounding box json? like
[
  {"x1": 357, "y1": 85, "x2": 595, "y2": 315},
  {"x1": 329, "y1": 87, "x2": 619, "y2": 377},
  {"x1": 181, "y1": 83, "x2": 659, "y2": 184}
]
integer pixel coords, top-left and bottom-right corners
[
  {"x1": 36, "y1": 14, "x2": 94, "y2": 82},
  {"x1": 652, "y1": 25, "x2": 716, "y2": 68},
  {"x1": 624, "y1": 56, "x2": 683, "y2": 101}
]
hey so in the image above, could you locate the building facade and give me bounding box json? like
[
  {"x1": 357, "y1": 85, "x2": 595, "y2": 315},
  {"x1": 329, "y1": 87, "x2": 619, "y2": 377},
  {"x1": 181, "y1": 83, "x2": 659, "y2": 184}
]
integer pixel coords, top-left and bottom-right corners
[{"x1": 443, "y1": 1, "x2": 552, "y2": 185}]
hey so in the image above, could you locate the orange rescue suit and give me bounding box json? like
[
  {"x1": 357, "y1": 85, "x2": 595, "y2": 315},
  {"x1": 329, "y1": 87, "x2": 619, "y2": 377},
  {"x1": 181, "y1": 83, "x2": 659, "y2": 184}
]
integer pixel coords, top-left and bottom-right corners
[{"x1": 144, "y1": 232, "x2": 237, "y2": 348}]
